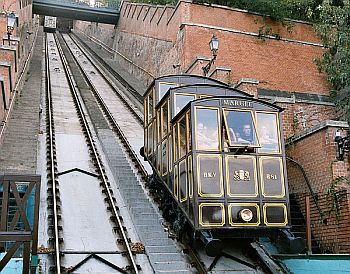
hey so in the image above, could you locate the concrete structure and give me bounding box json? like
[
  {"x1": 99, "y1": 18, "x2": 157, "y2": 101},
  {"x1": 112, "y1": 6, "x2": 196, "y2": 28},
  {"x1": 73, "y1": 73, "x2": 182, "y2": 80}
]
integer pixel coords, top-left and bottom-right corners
[
  {"x1": 33, "y1": 0, "x2": 119, "y2": 24},
  {"x1": 73, "y1": 0, "x2": 350, "y2": 253}
]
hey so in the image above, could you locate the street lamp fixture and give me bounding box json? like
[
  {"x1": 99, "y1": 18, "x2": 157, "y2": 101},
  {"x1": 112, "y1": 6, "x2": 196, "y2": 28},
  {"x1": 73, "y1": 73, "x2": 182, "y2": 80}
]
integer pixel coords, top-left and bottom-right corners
[
  {"x1": 202, "y1": 35, "x2": 219, "y2": 76},
  {"x1": 334, "y1": 130, "x2": 350, "y2": 161},
  {"x1": 7, "y1": 12, "x2": 16, "y2": 45}
]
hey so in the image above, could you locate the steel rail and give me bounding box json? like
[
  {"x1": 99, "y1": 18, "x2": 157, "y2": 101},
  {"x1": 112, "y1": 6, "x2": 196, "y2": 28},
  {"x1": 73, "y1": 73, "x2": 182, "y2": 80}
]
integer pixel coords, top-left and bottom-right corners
[
  {"x1": 69, "y1": 33, "x2": 143, "y2": 125},
  {"x1": 45, "y1": 33, "x2": 62, "y2": 274},
  {"x1": 54, "y1": 33, "x2": 139, "y2": 274},
  {"x1": 70, "y1": 33, "x2": 144, "y2": 109},
  {"x1": 62, "y1": 34, "x2": 148, "y2": 179},
  {"x1": 65, "y1": 33, "x2": 209, "y2": 274},
  {"x1": 186, "y1": 245, "x2": 207, "y2": 274}
]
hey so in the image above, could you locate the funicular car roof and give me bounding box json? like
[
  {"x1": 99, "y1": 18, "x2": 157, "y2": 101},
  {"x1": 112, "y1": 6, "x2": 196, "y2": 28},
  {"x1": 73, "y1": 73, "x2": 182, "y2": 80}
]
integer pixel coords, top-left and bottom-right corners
[
  {"x1": 143, "y1": 74, "x2": 228, "y2": 97},
  {"x1": 171, "y1": 95, "x2": 284, "y2": 124},
  {"x1": 155, "y1": 83, "x2": 252, "y2": 109}
]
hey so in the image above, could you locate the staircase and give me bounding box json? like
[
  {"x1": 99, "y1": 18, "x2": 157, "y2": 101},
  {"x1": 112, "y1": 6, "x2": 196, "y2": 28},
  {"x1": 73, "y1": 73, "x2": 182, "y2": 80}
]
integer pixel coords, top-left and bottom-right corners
[{"x1": 289, "y1": 193, "x2": 321, "y2": 253}]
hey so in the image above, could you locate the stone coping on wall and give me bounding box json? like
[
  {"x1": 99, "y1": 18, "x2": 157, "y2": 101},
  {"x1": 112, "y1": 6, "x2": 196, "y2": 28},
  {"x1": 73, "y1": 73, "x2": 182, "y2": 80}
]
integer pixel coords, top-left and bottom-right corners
[
  {"x1": 208, "y1": 66, "x2": 231, "y2": 77},
  {"x1": 234, "y1": 78, "x2": 259, "y2": 87},
  {"x1": 2, "y1": 36, "x2": 20, "y2": 43},
  {"x1": 285, "y1": 120, "x2": 349, "y2": 146},
  {"x1": 258, "y1": 89, "x2": 334, "y2": 106},
  {"x1": 184, "y1": 56, "x2": 211, "y2": 74}
]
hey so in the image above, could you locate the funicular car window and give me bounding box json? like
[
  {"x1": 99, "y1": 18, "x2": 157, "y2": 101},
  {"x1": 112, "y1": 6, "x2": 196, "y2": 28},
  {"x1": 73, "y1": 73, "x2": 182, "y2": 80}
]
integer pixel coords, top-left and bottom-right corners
[
  {"x1": 159, "y1": 82, "x2": 178, "y2": 101},
  {"x1": 147, "y1": 124, "x2": 153, "y2": 155},
  {"x1": 161, "y1": 139, "x2": 167, "y2": 176},
  {"x1": 186, "y1": 112, "x2": 192, "y2": 152},
  {"x1": 156, "y1": 110, "x2": 161, "y2": 143},
  {"x1": 173, "y1": 125, "x2": 178, "y2": 162},
  {"x1": 195, "y1": 107, "x2": 220, "y2": 151},
  {"x1": 161, "y1": 102, "x2": 168, "y2": 139},
  {"x1": 144, "y1": 97, "x2": 148, "y2": 125},
  {"x1": 175, "y1": 93, "x2": 196, "y2": 115},
  {"x1": 148, "y1": 88, "x2": 154, "y2": 121},
  {"x1": 179, "y1": 117, "x2": 186, "y2": 159},
  {"x1": 223, "y1": 110, "x2": 260, "y2": 147},
  {"x1": 256, "y1": 112, "x2": 280, "y2": 153}
]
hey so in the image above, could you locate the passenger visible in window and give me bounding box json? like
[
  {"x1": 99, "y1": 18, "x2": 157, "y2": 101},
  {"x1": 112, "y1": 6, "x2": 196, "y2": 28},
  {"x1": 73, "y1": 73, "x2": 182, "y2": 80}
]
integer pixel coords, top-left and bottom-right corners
[
  {"x1": 229, "y1": 124, "x2": 253, "y2": 144},
  {"x1": 259, "y1": 126, "x2": 277, "y2": 145},
  {"x1": 197, "y1": 122, "x2": 218, "y2": 150},
  {"x1": 240, "y1": 124, "x2": 253, "y2": 143}
]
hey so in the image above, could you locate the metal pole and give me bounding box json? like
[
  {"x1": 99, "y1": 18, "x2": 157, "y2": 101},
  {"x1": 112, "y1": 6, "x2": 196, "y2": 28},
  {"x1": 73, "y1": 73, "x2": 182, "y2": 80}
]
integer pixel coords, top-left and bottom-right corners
[
  {"x1": 305, "y1": 196, "x2": 312, "y2": 254},
  {"x1": 7, "y1": 33, "x2": 10, "y2": 45}
]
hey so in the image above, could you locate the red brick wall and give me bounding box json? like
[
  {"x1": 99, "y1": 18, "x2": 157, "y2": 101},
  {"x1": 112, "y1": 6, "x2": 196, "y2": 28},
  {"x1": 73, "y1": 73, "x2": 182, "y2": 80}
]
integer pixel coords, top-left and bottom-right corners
[
  {"x1": 0, "y1": 65, "x2": 13, "y2": 107},
  {"x1": 278, "y1": 102, "x2": 337, "y2": 139},
  {"x1": 287, "y1": 126, "x2": 350, "y2": 253},
  {"x1": 114, "y1": 1, "x2": 331, "y2": 94},
  {"x1": 0, "y1": 0, "x2": 36, "y2": 124}
]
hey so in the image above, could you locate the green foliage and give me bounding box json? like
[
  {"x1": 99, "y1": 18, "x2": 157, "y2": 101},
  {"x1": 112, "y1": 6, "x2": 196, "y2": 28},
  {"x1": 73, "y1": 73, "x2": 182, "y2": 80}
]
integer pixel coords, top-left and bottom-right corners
[
  {"x1": 326, "y1": 176, "x2": 350, "y2": 223},
  {"x1": 314, "y1": 0, "x2": 350, "y2": 123},
  {"x1": 132, "y1": 0, "x2": 177, "y2": 5},
  {"x1": 131, "y1": 0, "x2": 323, "y2": 21},
  {"x1": 210, "y1": 0, "x2": 323, "y2": 21}
]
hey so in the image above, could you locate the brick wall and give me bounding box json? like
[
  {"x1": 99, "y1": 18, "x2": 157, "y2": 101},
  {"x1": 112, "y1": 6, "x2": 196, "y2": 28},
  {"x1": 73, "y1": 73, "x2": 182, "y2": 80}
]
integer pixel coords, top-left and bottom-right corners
[
  {"x1": 113, "y1": 0, "x2": 331, "y2": 94},
  {"x1": 0, "y1": 0, "x2": 37, "y2": 125},
  {"x1": 278, "y1": 102, "x2": 337, "y2": 139},
  {"x1": 287, "y1": 125, "x2": 350, "y2": 253}
]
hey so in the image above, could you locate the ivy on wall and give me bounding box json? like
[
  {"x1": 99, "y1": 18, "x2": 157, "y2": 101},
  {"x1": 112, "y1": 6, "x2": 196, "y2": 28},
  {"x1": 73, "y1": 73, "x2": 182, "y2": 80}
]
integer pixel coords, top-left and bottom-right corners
[{"x1": 326, "y1": 176, "x2": 350, "y2": 223}]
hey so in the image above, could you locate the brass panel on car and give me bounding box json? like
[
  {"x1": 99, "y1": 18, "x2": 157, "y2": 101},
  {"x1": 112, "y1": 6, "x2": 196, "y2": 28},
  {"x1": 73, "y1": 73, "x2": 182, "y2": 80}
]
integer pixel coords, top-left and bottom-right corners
[
  {"x1": 226, "y1": 156, "x2": 258, "y2": 197},
  {"x1": 263, "y1": 203, "x2": 288, "y2": 226},
  {"x1": 228, "y1": 203, "x2": 260, "y2": 226},
  {"x1": 197, "y1": 154, "x2": 223, "y2": 197},
  {"x1": 199, "y1": 203, "x2": 225, "y2": 227},
  {"x1": 260, "y1": 157, "x2": 285, "y2": 198}
]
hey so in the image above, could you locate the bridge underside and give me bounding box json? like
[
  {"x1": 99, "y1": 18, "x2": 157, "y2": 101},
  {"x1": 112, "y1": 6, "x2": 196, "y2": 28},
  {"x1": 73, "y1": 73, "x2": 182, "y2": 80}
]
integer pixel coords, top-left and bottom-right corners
[{"x1": 33, "y1": 0, "x2": 119, "y2": 25}]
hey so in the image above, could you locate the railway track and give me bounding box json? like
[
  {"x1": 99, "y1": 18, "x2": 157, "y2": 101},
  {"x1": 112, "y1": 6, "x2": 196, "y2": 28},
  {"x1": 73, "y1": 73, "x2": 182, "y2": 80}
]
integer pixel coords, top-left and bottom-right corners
[
  {"x1": 44, "y1": 32, "x2": 142, "y2": 273},
  {"x1": 66, "y1": 33, "x2": 268, "y2": 274},
  {"x1": 41, "y1": 30, "x2": 279, "y2": 274},
  {"x1": 55, "y1": 32, "x2": 192, "y2": 273}
]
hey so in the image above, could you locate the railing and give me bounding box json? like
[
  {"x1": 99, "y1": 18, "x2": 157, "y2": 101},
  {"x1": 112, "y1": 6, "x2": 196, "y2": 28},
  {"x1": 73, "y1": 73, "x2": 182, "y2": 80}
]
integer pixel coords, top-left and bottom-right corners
[
  {"x1": 56, "y1": 0, "x2": 121, "y2": 9},
  {"x1": 0, "y1": 175, "x2": 41, "y2": 274},
  {"x1": 287, "y1": 157, "x2": 325, "y2": 221}
]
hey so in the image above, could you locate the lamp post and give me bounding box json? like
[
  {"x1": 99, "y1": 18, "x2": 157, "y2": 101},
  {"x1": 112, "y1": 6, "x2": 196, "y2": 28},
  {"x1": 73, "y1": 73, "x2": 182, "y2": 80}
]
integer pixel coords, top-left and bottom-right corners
[
  {"x1": 7, "y1": 12, "x2": 16, "y2": 45},
  {"x1": 334, "y1": 130, "x2": 350, "y2": 161},
  {"x1": 202, "y1": 35, "x2": 219, "y2": 76}
]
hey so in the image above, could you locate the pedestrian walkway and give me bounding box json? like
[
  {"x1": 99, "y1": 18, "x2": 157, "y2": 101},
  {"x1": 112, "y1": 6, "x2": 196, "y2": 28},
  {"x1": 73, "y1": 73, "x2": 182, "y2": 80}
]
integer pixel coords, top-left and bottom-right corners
[{"x1": 0, "y1": 30, "x2": 43, "y2": 174}]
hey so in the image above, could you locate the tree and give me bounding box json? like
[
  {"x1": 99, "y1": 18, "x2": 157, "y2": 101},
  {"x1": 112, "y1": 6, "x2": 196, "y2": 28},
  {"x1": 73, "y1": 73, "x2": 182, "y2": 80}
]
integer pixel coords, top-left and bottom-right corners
[{"x1": 315, "y1": 0, "x2": 350, "y2": 123}]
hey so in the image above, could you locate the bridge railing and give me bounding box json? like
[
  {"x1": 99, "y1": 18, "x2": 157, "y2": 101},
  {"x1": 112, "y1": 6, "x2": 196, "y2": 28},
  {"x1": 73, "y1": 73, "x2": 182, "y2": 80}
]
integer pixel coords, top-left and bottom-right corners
[{"x1": 56, "y1": 0, "x2": 120, "y2": 9}]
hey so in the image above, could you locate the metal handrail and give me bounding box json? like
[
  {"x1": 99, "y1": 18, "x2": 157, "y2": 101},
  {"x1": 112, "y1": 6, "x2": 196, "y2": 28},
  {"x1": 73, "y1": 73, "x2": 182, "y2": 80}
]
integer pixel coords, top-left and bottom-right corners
[{"x1": 287, "y1": 157, "x2": 325, "y2": 220}]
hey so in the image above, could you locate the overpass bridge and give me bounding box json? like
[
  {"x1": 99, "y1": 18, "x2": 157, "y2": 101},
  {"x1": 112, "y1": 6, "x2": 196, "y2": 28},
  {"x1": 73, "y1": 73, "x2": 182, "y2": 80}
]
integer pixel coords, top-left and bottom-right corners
[{"x1": 32, "y1": 0, "x2": 120, "y2": 25}]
